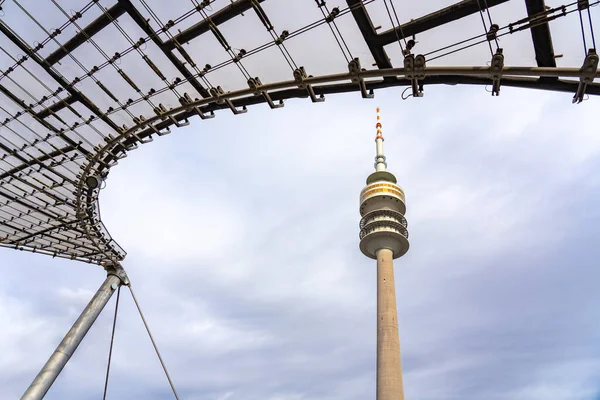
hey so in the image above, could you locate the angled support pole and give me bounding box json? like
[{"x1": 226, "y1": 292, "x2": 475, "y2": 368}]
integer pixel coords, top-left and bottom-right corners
[{"x1": 21, "y1": 263, "x2": 130, "y2": 400}]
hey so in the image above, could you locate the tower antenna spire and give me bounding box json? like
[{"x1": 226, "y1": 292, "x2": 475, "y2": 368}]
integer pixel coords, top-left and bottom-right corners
[{"x1": 375, "y1": 107, "x2": 387, "y2": 171}]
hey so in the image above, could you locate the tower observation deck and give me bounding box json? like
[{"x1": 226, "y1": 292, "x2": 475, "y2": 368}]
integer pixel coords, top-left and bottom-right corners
[{"x1": 359, "y1": 108, "x2": 409, "y2": 400}]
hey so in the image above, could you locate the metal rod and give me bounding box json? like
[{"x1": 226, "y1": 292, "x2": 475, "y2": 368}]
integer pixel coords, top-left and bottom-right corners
[
  {"x1": 86, "y1": 64, "x2": 599, "y2": 150},
  {"x1": 102, "y1": 285, "x2": 121, "y2": 400},
  {"x1": 128, "y1": 285, "x2": 181, "y2": 400},
  {"x1": 21, "y1": 269, "x2": 124, "y2": 400}
]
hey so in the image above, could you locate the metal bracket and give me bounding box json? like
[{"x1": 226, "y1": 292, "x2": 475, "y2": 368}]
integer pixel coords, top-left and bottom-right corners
[
  {"x1": 325, "y1": 6, "x2": 340, "y2": 23},
  {"x1": 490, "y1": 48, "x2": 504, "y2": 96},
  {"x1": 125, "y1": 142, "x2": 139, "y2": 151},
  {"x1": 577, "y1": 0, "x2": 589, "y2": 10},
  {"x1": 248, "y1": 77, "x2": 284, "y2": 108},
  {"x1": 132, "y1": 131, "x2": 154, "y2": 144},
  {"x1": 404, "y1": 54, "x2": 425, "y2": 97},
  {"x1": 402, "y1": 38, "x2": 417, "y2": 57},
  {"x1": 104, "y1": 262, "x2": 130, "y2": 286},
  {"x1": 133, "y1": 116, "x2": 170, "y2": 137},
  {"x1": 209, "y1": 86, "x2": 247, "y2": 114},
  {"x1": 98, "y1": 144, "x2": 127, "y2": 168},
  {"x1": 179, "y1": 93, "x2": 215, "y2": 120},
  {"x1": 293, "y1": 66, "x2": 324, "y2": 102},
  {"x1": 120, "y1": 123, "x2": 153, "y2": 144},
  {"x1": 274, "y1": 30, "x2": 289, "y2": 45},
  {"x1": 348, "y1": 58, "x2": 374, "y2": 99},
  {"x1": 154, "y1": 103, "x2": 190, "y2": 127},
  {"x1": 573, "y1": 49, "x2": 598, "y2": 104},
  {"x1": 149, "y1": 124, "x2": 171, "y2": 137},
  {"x1": 487, "y1": 24, "x2": 500, "y2": 42}
]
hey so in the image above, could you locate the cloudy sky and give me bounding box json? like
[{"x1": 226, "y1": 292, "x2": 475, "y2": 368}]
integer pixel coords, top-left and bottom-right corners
[
  {"x1": 2, "y1": 0, "x2": 600, "y2": 399},
  {"x1": 2, "y1": 85, "x2": 600, "y2": 400}
]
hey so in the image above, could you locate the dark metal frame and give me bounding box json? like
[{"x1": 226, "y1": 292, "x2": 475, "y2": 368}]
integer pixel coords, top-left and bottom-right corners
[{"x1": 0, "y1": 0, "x2": 598, "y2": 265}]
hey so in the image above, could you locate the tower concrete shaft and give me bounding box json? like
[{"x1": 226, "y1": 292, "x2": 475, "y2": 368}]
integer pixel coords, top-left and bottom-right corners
[{"x1": 376, "y1": 248, "x2": 404, "y2": 400}]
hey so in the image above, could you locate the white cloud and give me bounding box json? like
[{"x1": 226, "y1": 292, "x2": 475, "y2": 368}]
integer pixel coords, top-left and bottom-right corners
[
  {"x1": 2, "y1": 86, "x2": 600, "y2": 400},
  {"x1": 100, "y1": 150, "x2": 250, "y2": 263}
]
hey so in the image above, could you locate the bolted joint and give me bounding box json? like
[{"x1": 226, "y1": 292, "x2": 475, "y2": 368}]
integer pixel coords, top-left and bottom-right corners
[
  {"x1": 348, "y1": 58, "x2": 374, "y2": 99},
  {"x1": 293, "y1": 67, "x2": 324, "y2": 103},
  {"x1": 293, "y1": 66, "x2": 309, "y2": 88},
  {"x1": 103, "y1": 262, "x2": 130, "y2": 286},
  {"x1": 573, "y1": 49, "x2": 599, "y2": 104},
  {"x1": 577, "y1": 0, "x2": 589, "y2": 10},
  {"x1": 404, "y1": 54, "x2": 425, "y2": 97},
  {"x1": 247, "y1": 76, "x2": 263, "y2": 93},
  {"x1": 486, "y1": 24, "x2": 500, "y2": 41},
  {"x1": 490, "y1": 48, "x2": 504, "y2": 96}
]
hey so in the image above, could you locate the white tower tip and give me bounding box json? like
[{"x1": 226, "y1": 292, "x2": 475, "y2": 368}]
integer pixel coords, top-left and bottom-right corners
[{"x1": 375, "y1": 107, "x2": 386, "y2": 172}]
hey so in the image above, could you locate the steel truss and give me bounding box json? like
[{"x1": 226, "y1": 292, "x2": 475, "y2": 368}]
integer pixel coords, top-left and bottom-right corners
[{"x1": 0, "y1": 0, "x2": 598, "y2": 264}]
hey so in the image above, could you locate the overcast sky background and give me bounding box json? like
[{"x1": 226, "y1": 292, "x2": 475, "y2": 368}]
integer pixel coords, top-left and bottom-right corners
[
  {"x1": 2, "y1": 0, "x2": 600, "y2": 399},
  {"x1": 2, "y1": 85, "x2": 600, "y2": 400}
]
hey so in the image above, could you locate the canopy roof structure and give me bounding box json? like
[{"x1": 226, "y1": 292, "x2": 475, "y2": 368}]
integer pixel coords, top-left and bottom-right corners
[{"x1": 0, "y1": 0, "x2": 598, "y2": 265}]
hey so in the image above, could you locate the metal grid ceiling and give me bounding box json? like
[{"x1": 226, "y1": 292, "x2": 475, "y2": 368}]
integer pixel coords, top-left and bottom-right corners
[{"x1": 0, "y1": 0, "x2": 598, "y2": 264}]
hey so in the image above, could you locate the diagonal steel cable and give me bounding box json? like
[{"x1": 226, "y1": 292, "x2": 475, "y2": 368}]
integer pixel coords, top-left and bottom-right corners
[
  {"x1": 128, "y1": 285, "x2": 180, "y2": 400},
  {"x1": 482, "y1": 0, "x2": 500, "y2": 49},
  {"x1": 383, "y1": 0, "x2": 405, "y2": 55},
  {"x1": 587, "y1": 7, "x2": 597, "y2": 49},
  {"x1": 475, "y1": 0, "x2": 494, "y2": 56},
  {"x1": 103, "y1": 285, "x2": 121, "y2": 400}
]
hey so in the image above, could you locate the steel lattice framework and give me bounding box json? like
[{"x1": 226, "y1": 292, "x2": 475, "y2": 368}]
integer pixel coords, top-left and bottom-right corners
[{"x1": 0, "y1": 0, "x2": 598, "y2": 265}]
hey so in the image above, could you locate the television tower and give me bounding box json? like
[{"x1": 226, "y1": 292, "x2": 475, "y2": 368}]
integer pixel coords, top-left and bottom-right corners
[{"x1": 359, "y1": 108, "x2": 409, "y2": 400}]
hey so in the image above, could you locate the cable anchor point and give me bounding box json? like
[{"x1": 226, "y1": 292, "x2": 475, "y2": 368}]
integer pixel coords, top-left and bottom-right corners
[
  {"x1": 210, "y1": 86, "x2": 248, "y2": 115},
  {"x1": 293, "y1": 66, "x2": 325, "y2": 103},
  {"x1": 180, "y1": 93, "x2": 215, "y2": 120},
  {"x1": 573, "y1": 49, "x2": 598, "y2": 104},
  {"x1": 577, "y1": 0, "x2": 590, "y2": 10},
  {"x1": 103, "y1": 262, "x2": 130, "y2": 286},
  {"x1": 126, "y1": 119, "x2": 156, "y2": 143},
  {"x1": 490, "y1": 48, "x2": 504, "y2": 96},
  {"x1": 348, "y1": 58, "x2": 374, "y2": 99},
  {"x1": 248, "y1": 77, "x2": 284, "y2": 109},
  {"x1": 404, "y1": 53, "x2": 425, "y2": 97},
  {"x1": 487, "y1": 24, "x2": 500, "y2": 42},
  {"x1": 153, "y1": 103, "x2": 190, "y2": 128},
  {"x1": 134, "y1": 115, "x2": 171, "y2": 137},
  {"x1": 402, "y1": 38, "x2": 417, "y2": 57}
]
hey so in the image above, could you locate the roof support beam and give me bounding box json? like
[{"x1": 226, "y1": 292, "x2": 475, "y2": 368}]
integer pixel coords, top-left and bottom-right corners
[
  {"x1": 524, "y1": 0, "x2": 557, "y2": 67},
  {"x1": 0, "y1": 21, "x2": 121, "y2": 134},
  {"x1": 118, "y1": 0, "x2": 211, "y2": 98},
  {"x1": 0, "y1": 82, "x2": 88, "y2": 157},
  {"x1": 164, "y1": 0, "x2": 265, "y2": 51},
  {"x1": 36, "y1": 95, "x2": 78, "y2": 119},
  {"x1": 377, "y1": 0, "x2": 510, "y2": 46},
  {"x1": 348, "y1": 0, "x2": 509, "y2": 70},
  {"x1": 347, "y1": 0, "x2": 392, "y2": 68},
  {"x1": 44, "y1": 3, "x2": 126, "y2": 66},
  {"x1": 99, "y1": 76, "x2": 599, "y2": 167},
  {"x1": 0, "y1": 145, "x2": 77, "y2": 180}
]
